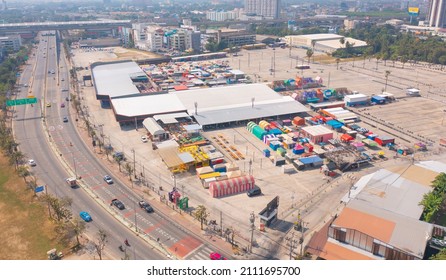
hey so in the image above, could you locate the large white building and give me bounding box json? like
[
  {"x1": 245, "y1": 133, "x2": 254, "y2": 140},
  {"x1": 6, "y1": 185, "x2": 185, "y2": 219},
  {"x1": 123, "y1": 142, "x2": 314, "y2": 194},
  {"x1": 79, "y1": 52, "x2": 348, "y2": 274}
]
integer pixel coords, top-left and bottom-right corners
[
  {"x1": 206, "y1": 10, "x2": 239, "y2": 21},
  {"x1": 244, "y1": 0, "x2": 280, "y2": 19},
  {"x1": 284, "y1": 33, "x2": 367, "y2": 54}
]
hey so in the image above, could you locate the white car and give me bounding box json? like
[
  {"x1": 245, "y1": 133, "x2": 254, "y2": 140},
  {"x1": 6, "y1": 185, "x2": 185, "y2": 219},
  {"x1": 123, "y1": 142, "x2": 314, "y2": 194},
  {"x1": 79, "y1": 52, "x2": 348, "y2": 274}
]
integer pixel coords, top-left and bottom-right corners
[
  {"x1": 28, "y1": 159, "x2": 36, "y2": 166},
  {"x1": 141, "y1": 135, "x2": 148, "y2": 143}
]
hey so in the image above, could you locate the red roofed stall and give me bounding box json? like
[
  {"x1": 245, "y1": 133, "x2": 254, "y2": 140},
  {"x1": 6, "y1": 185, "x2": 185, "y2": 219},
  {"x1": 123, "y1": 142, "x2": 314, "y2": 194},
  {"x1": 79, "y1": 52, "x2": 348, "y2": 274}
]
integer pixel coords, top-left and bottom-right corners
[{"x1": 208, "y1": 175, "x2": 255, "y2": 198}]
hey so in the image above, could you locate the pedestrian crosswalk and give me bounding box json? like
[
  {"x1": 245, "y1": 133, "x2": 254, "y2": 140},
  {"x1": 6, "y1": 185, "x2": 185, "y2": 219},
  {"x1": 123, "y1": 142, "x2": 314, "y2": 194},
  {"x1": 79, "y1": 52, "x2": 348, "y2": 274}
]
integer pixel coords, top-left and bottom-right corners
[{"x1": 184, "y1": 245, "x2": 213, "y2": 260}]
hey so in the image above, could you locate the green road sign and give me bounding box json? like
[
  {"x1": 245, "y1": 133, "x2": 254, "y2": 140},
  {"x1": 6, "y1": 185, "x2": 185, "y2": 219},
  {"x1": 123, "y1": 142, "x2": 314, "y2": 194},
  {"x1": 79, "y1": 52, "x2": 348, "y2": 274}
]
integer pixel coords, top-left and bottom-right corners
[{"x1": 6, "y1": 97, "x2": 37, "y2": 107}]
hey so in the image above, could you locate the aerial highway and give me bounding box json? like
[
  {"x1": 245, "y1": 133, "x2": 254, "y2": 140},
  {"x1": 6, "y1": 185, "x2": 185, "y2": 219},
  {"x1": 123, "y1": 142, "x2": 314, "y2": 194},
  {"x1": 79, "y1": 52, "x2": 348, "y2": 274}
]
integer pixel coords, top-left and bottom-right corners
[{"x1": 12, "y1": 31, "x2": 225, "y2": 260}]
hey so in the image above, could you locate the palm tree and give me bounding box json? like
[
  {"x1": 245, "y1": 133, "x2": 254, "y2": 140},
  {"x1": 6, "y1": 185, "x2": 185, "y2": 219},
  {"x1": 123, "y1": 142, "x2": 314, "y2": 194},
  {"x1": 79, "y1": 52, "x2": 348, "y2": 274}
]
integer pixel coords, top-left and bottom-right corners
[
  {"x1": 432, "y1": 173, "x2": 446, "y2": 194},
  {"x1": 71, "y1": 217, "x2": 87, "y2": 247},
  {"x1": 193, "y1": 205, "x2": 209, "y2": 230},
  {"x1": 306, "y1": 49, "x2": 313, "y2": 65},
  {"x1": 10, "y1": 150, "x2": 25, "y2": 169},
  {"x1": 124, "y1": 162, "x2": 133, "y2": 180},
  {"x1": 384, "y1": 70, "x2": 391, "y2": 92},
  {"x1": 419, "y1": 192, "x2": 443, "y2": 222},
  {"x1": 17, "y1": 165, "x2": 30, "y2": 182},
  {"x1": 114, "y1": 156, "x2": 122, "y2": 172}
]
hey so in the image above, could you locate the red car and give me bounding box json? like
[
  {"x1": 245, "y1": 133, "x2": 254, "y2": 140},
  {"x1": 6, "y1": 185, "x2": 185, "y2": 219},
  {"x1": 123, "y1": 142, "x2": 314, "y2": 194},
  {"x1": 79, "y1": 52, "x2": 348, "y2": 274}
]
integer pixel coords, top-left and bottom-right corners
[{"x1": 209, "y1": 252, "x2": 227, "y2": 260}]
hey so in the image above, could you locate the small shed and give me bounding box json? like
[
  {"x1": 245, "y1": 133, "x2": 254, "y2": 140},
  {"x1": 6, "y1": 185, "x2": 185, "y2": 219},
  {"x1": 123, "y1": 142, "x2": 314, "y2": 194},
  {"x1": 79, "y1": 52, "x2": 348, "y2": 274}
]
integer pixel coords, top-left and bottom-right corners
[
  {"x1": 143, "y1": 118, "x2": 169, "y2": 141},
  {"x1": 301, "y1": 125, "x2": 334, "y2": 143},
  {"x1": 340, "y1": 134, "x2": 354, "y2": 143},
  {"x1": 375, "y1": 135, "x2": 395, "y2": 146},
  {"x1": 371, "y1": 95, "x2": 386, "y2": 104}
]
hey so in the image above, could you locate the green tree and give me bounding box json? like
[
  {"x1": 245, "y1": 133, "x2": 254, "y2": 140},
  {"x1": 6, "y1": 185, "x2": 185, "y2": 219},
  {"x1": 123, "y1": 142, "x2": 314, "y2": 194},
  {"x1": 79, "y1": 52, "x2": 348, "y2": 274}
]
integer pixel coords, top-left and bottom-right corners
[
  {"x1": 419, "y1": 191, "x2": 443, "y2": 222},
  {"x1": 306, "y1": 49, "x2": 314, "y2": 64},
  {"x1": 193, "y1": 205, "x2": 209, "y2": 230},
  {"x1": 41, "y1": 194, "x2": 73, "y2": 222},
  {"x1": 114, "y1": 156, "x2": 122, "y2": 172},
  {"x1": 94, "y1": 229, "x2": 108, "y2": 260},
  {"x1": 384, "y1": 70, "x2": 391, "y2": 92},
  {"x1": 124, "y1": 162, "x2": 133, "y2": 180},
  {"x1": 17, "y1": 165, "x2": 30, "y2": 182},
  {"x1": 430, "y1": 248, "x2": 446, "y2": 260},
  {"x1": 70, "y1": 217, "x2": 87, "y2": 247}
]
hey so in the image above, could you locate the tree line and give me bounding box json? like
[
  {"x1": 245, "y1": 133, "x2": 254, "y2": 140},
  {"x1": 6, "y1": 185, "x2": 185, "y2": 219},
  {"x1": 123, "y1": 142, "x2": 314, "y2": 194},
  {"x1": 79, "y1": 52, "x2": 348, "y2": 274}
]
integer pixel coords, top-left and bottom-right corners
[{"x1": 337, "y1": 24, "x2": 446, "y2": 65}]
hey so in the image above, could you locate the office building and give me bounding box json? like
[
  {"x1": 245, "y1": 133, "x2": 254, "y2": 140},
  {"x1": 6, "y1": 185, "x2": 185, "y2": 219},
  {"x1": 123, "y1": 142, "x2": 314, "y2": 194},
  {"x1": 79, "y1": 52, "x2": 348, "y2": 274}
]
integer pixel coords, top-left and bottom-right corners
[
  {"x1": 244, "y1": 0, "x2": 280, "y2": 19},
  {"x1": 0, "y1": 35, "x2": 21, "y2": 51},
  {"x1": 427, "y1": 0, "x2": 446, "y2": 28},
  {"x1": 206, "y1": 10, "x2": 239, "y2": 21},
  {"x1": 203, "y1": 29, "x2": 256, "y2": 47}
]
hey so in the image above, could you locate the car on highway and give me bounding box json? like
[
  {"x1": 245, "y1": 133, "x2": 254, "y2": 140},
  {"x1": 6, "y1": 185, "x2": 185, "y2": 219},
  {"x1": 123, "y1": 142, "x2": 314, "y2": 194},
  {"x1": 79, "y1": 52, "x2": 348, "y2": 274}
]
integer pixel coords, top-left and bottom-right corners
[
  {"x1": 60, "y1": 103, "x2": 65, "y2": 108},
  {"x1": 247, "y1": 186, "x2": 262, "y2": 197},
  {"x1": 138, "y1": 200, "x2": 154, "y2": 213},
  {"x1": 79, "y1": 211, "x2": 92, "y2": 222},
  {"x1": 103, "y1": 175, "x2": 113, "y2": 184},
  {"x1": 28, "y1": 159, "x2": 36, "y2": 166},
  {"x1": 141, "y1": 135, "x2": 148, "y2": 143},
  {"x1": 63, "y1": 116, "x2": 68, "y2": 123},
  {"x1": 111, "y1": 199, "x2": 125, "y2": 210},
  {"x1": 46, "y1": 102, "x2": 51, "y2": 107},
  {"x1": 209, "y1": 252, "x2": 227, "y2": 260}
]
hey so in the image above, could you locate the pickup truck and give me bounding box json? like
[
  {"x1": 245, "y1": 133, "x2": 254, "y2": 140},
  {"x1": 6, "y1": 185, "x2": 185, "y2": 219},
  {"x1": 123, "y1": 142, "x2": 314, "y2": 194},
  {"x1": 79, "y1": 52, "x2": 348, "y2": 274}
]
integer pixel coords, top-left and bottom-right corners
[{"x1": 66, "y1": 177, "x2": 77, "y2": 188}]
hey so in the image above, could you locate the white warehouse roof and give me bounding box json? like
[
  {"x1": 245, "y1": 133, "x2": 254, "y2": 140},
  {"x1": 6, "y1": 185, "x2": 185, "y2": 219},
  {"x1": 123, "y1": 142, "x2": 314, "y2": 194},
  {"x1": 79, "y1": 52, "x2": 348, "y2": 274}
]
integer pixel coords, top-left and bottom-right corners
[
  {"x1": 92, "y1": 61, "x2": 147, "y2": 99},
  {"x1": 111, "y1": 84, "x2": 309, "y2": 126}
]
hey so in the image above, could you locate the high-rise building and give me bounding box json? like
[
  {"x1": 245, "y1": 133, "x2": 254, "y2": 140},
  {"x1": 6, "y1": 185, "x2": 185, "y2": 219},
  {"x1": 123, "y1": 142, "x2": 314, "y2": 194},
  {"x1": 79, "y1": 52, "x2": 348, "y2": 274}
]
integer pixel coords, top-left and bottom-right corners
[
  {"x1": 427, "y1": 0, "x2": 446, "y2": 28},
  {"x1": 244, "y1": 0, "x2": 280, "y2": 19}
]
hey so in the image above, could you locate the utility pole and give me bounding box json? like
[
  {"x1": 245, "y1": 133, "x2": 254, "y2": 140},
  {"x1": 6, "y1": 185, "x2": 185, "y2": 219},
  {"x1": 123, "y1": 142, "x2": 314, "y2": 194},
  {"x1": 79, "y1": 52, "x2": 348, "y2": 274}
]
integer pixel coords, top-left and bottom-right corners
[
  {"x1": 287, "y1": 232, "x2": 298, "y2": 260},
  {"x1": 132, "y1": 148, "x2": 136, "y2": 179},
  {"x1": 220, "y1": 211, "x2": 223, "y2": 237},
  {"x1": 249, "y1": 212, "x2": 255, "y2": 253},
  {"x1": 134, "y1": 200, "x2": 138, "y2": 234},
  {"x1": 248, "y1": 52, "x2": 250, "y2": 68}
]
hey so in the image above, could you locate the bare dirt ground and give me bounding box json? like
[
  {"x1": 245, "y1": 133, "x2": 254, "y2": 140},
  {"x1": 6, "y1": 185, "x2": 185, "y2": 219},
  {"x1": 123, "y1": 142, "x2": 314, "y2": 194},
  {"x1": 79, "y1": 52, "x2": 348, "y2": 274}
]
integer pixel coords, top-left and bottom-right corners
[
  {"x1": 113, "y1": 47, "x2": 164, "y2": 59},
  {"x1": 0, "y1": 156, "x2": 63, "y2": 259}
]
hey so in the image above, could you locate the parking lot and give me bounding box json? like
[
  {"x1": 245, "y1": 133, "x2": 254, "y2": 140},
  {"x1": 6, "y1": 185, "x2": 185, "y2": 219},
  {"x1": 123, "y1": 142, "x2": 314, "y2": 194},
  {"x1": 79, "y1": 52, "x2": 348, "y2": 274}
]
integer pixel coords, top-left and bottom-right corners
[{"x1": 71, "y1": 45, "x2": 446, "y2": 258}]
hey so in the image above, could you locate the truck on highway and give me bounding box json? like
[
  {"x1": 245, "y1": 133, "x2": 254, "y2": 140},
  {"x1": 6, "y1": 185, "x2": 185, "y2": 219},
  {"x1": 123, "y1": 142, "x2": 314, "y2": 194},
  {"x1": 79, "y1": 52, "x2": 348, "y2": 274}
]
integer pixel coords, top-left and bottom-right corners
[{"x1": 66, "y1": 177, "x2": 77, "y2": 188}]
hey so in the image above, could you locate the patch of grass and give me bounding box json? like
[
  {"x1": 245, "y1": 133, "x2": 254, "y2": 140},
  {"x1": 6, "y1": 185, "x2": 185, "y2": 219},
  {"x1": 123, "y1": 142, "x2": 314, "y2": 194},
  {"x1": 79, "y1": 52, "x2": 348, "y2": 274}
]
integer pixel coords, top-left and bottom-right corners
[{"x1": 0, "y1": 155, "x2": 63, "y2": 259}]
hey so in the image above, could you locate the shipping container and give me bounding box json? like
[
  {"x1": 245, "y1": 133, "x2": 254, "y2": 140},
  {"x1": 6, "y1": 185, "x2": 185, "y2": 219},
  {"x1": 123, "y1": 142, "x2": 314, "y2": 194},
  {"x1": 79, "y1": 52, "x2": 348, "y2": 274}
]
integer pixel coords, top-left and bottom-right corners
[
  {"x1": 274, "y1": 157, "x2": 286, "y2": 166},
  {"x1": 282, "y1": 164, "x2": 296, "y2": 174},
  {"x1": 293, "y1": 160, "x2": 305, "y2": 170},
  {"x1": 213, "y1": 163, "x2": 227, "y2": 173}
]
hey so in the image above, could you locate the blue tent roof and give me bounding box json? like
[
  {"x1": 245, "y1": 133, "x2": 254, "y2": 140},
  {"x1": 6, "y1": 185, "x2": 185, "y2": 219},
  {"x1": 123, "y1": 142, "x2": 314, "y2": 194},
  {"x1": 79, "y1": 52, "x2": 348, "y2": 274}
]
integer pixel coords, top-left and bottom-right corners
[{"x1": 299, "y1": 156, "x2": 323, "y2": 164}]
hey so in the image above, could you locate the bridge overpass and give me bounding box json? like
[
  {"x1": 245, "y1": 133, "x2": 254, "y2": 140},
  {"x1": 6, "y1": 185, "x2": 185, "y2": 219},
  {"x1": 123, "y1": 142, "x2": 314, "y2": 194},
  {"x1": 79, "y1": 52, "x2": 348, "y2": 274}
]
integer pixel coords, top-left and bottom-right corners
[{"x1": 0, "y1": 20, "x2": 132, "y2": 34}]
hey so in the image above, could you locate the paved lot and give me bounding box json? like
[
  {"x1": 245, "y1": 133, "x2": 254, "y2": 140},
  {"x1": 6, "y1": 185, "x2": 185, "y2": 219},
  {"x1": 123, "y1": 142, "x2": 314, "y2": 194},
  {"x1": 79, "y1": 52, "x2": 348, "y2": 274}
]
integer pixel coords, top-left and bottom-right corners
[{"x1": 72, "y1": 46, "x2": 446, "y2": 259}]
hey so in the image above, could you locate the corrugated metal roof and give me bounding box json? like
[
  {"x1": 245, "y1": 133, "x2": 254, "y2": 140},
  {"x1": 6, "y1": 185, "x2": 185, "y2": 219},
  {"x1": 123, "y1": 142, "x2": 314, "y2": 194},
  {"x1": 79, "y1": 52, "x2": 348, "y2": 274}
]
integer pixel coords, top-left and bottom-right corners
[
  {"x1": 142, "y1": 118, "x2": 165, "y2": 136},
  {"x1": 92, "y1": 61, "x2": 145, "y2": 98},
  {"x1": 341, "y1": 200, "x2": 432, "y2": 259},
  {"x1": 302, "y1": 125, "x2": 333, "y2": 136}
]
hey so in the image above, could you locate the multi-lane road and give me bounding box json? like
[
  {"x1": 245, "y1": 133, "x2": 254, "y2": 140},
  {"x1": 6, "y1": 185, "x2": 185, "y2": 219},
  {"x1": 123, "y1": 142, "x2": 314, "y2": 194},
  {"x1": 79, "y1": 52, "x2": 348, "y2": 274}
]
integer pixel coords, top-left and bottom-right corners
[{"x1": 12, "y1": 31, "x2": 227, "y2": 260}]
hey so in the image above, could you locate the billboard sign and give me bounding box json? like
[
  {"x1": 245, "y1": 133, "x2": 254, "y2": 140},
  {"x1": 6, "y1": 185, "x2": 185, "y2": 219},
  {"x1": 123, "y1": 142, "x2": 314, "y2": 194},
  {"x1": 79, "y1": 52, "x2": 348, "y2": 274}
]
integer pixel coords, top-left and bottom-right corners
[{"x1": 408, "y1": 7, "x2": 419, "y2": 16}]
